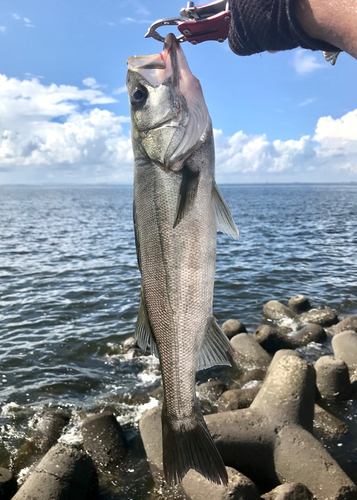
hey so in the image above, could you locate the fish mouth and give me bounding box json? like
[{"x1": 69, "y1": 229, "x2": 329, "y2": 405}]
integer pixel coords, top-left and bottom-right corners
[{"x1": 127, "y1": 34, "x2": 180, "y2": 87}]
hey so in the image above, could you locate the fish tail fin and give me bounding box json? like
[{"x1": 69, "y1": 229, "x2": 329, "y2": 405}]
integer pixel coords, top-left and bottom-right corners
[{"x1": 161, "y1": 405, "x2": 228, "y2": 486}]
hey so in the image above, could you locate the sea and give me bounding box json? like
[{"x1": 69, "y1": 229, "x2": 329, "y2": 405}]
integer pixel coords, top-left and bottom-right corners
[{"x1": 1, "y1": 183, "x2": 357, "y2": 498}]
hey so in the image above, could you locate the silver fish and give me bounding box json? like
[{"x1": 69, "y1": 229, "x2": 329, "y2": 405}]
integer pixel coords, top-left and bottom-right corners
[{"x1": 127, "y1": 33, "x2": 238, "y2": 486}]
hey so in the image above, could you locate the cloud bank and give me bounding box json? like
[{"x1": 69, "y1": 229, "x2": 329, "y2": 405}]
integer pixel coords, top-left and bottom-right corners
[
  {"x1": 0, "y1": 74, "x2": 356, "y2": 184},
  {"x1": 0, "y1": 74, "x2": 133, "y2": 183}
]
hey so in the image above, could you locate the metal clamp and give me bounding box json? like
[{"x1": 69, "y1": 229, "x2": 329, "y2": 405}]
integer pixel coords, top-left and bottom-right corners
[
  {"x1": 145, "y1": 18, "x2": 187, "y2": 43},
  {"x1": 145, "y1": 1, "x2": 231, "y2": 45}
]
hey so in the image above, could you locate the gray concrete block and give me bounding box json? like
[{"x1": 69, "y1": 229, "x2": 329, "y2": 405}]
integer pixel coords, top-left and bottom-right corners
[{"x1": 12, "y1": 443, "x2": 97, "y2": 500}]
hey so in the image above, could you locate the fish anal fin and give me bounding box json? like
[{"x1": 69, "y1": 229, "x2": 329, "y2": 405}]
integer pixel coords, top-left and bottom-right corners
[
  {"x1": 197, "y1": 317, "x2": 235, "y2": 371},
  {"x1": 162, "y1": 403, "x2": 228, "y2": 486},
  {"x1": 135, "y1": 291, "x2": 159, "y2": 358},
  {"x1": 173, "y1": 165, "x2": 199, "y2": 229},
  {"x1": 213, "y1": 182, "x2": 239, "y2": 239}
]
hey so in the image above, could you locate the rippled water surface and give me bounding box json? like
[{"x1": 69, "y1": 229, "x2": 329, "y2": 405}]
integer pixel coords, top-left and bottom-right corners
[{"x1": 1, "y1": 184, "x2": 356, "y2": 496}]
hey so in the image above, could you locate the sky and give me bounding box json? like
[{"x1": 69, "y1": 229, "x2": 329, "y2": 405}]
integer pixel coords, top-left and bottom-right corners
[{"x1": 0, "y1": 0, "x2": 356, "y2": 184}]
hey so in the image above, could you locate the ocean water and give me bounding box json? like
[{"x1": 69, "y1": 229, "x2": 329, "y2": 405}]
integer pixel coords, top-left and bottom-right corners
[{"x1": 0, "y1": 184, "x2": 357, "y2": 496}]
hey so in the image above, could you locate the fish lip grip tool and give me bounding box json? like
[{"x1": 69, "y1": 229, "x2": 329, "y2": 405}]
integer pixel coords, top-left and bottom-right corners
[{"x1": 145, "y1": 0, "x2": 231, "y2": 45}]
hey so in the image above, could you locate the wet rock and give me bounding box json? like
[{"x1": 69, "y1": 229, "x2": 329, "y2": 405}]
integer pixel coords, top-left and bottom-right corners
[
  {"x1": 231, "y1": 333, "x2": 271, "y2": 371},
  {"x1": 36, "y1": 411, "x2": 70, "y2": 453},
  {"x1": 294, "y1": 323, "x2": 326, "y2": 344},
  {"x1": 0, "y1": 468, "x2": 17, "y2": 500},
  {"x1": 182, "y1": 467, "x2": 261, "y2": 500},
  {"x1": 315, "y1": 356, "x2": 352, "y2": 401},
  {"x1": 221, "y1": 319, "x2": 247, "y2": 339},
  {"x1": 217, "y1": 387, "x2": 260, "y2": 412},
  {"x1": 313, "y1": 405, "x2": 348, "y2": 443},
  {"x1": 253, "y1": 325, "x2": 299, "y2": 354},
  {"x1": 298, "y1": 308, "x2": 338, "y2": 327},
  {"x1": 82, "y1": 411, "x2": 127, "y2": 468},
  {"x1": 12, "y1": 443, "x2": 97, "y2": 500},
  {"x1": 263, "y1": 300, "x2": 295, "y2": 322},
  {"x1": 332, "y1": 331, "x2": 357, "y2": 369},
  {"x1": 288, "y1": 295, "x2": 311, "y2": 315},
  {"x1": 196, "y1": 380, "x2": 228, "y2": 412},
  {"x1": 329, "y1": 316, "x2": 357, "y2": 335},
  {"x1": 262, "y1": 482, "x2": 313, "y2": 499}
]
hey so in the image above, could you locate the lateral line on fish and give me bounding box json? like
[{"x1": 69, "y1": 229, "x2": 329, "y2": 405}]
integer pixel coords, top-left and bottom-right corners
[{"x1": 153, "y1": 170, "x2": 176, "y2": 318}]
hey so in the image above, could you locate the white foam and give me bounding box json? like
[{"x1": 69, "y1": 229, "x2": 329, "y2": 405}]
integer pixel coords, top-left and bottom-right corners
[
  {"x1": 117, "y1": 397, "x2": 159, "y2": 426},
  {"x1": 1, "y1": 402, "x2": 20, "y2": 416}
]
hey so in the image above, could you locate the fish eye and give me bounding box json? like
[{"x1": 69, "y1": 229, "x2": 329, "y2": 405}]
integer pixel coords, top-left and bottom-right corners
[{"x1": 130, "y1": 86, "x2": 148, "y2": 106}]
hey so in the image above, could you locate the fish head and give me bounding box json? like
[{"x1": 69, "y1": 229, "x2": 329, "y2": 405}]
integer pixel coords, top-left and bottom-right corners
[{"x1": 127, "y1": 33, "x2": 210, "y2": 171}]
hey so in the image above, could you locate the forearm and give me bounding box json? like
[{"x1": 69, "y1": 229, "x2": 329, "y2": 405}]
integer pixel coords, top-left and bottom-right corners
[
  {"x1": 228, "y1": 0, "x2": 357, "y2": 59},
  {"x1": 295, "y1": 0, "x2": 357, "y2": 59}
]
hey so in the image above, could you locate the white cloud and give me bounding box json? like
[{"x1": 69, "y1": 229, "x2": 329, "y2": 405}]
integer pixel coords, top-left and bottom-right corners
[
  {"x1": 214, "y1": 130, "x2": 315, "y2": 180},
  {"x1": 83, "y1": 77, "x2": 104, "y2": 89},
  {"x1": 113, "y1": 86, "x2": 127, "y2": 95},
  {"x1": 120, "y1": 16, "x2": 151, "y2": 24},
  {"x1": 298, "y1": 98, "x2": 316, "y2": 107},
  {"x1": 292, "y1": 49, "x2": 326, "y2": 75},
  {"x1": 214, "y1": 109, "x2": 357, "y2": 181},
  {"x1": 0, "y1": 26, "x2": 6, "y2": 34},
  {"x1": 0, "y1": 72, "x2": 356, "y2": 184},
  {"x1": 12, "y1": 14, "x2": 35, "y2": 27},
  {"x1": 314, "y1": 110, "x2": 357, "y2": 173},
  {"x1": 0, "y1": 74, "x2": 133, "y2": 183}
]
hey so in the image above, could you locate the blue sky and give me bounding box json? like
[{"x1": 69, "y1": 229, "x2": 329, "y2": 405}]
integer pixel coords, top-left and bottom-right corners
[{"x1": 0, "y1": 0, "x2": 356, "y2": 183}]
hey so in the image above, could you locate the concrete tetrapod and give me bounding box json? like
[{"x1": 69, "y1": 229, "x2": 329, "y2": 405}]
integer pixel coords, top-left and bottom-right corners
[
  {"x1": 206, "y1": 354, "x2": 357, "y2": 500},
  {"x1": 139, "y1": 353, "x2": 357, "y2": 499},
  {"x1": 12, "y1": 443, "x2": 97, "y2": 500}
]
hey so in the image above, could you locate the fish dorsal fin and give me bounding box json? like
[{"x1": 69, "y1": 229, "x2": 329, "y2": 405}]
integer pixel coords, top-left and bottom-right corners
[
  {"x1": 135, "y1": 290, "x2": 159, "y2": 358},
  {"x1": 173, "y1": 164, "x2": 200, "y2": 229},
  {"x1": 212, "y1": 182, "x2": 239, "y2": 239},
  {"x1": 197, "y1": 317, "x2": 235, "y2": 371}
]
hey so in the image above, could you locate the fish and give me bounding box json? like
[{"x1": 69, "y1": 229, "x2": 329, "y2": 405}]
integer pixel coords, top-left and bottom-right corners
[{"x1": 126, "y1": 33, "x2": 239, "y2": 486}]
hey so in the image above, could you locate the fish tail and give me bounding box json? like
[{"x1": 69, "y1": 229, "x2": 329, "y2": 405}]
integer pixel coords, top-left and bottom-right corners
[{"x1": 161, "y1": 405, "x2": 228, "y2": 486}]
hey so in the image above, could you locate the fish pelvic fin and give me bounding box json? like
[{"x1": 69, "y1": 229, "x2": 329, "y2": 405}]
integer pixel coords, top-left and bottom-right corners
[
  {"x1": 162, "y1": 404, "x2": 228, "y2": 486},
  {"x1": 173, "y1": 164, "x2": 199, "y2": 229},
  {"x1": 213, "y1": 182, "x2": 239, "y2": 239},
  {"x1": 135, "y1": 290, "x2": 159, "y2": 358},
  {"x1": 197, "y1": 317, "x2": 235, "y2": 371}
]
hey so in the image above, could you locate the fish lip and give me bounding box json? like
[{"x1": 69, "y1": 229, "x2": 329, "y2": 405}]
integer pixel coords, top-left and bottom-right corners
[{"x1": 163, "y1": 33, "x2": 180, "y2": 88}]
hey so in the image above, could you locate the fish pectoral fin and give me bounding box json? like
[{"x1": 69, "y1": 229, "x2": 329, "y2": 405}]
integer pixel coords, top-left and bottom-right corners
[
  {"x1": 135, "y1": 291, "x2": 159, "y2": 358},
  {"x1": 173, "y1": 165, "x2": 200, "y2": 229},
  {"x1": 197, "y1": 317, "x2": 235, "y2": 371},
  {"x1": 213, "y1": 182, "x2": 239, "y2": 239}
]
